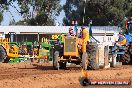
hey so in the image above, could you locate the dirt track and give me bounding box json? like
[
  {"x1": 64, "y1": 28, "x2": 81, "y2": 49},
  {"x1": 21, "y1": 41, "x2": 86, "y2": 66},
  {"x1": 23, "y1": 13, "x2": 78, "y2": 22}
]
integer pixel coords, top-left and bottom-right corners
[{"x1": 0, "y1": 62, "x2": 132, "y2": 88}]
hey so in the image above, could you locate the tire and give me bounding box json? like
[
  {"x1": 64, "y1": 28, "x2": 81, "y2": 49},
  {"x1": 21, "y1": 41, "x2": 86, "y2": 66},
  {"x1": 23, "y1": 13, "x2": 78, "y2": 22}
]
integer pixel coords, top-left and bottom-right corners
[
  {"x1": 82, "y1": 52, "x2": 88, "y2": 70},
  {"x1": 87, "y1": 44, "x2": 99, "y2": 70},
  {"x1": 80, "y1": 77, "x2": 90, "y2": 86},
  {"x1": 129, "y1": 43, "x2": 132, "y2": 64},
  {"x1": 130, "y1": 54, "x2": 132, "y2": 65},
  {"x1": 4, "y1": 58, "x2": 10, "y2": 63},
  {"x1": 53, "y1": 51, "x2": 60, "y2": 70},
  {"x1": 0, "y1": 45, "x2": 7, "y2": 62},
  {"x1": 59, "y1": 62, "x2": 66, "y2": 69},
  {"x1": 121, "y1": 44, "x2": 132, "y2": 65},
  {"x1": 121, "y1": 53, "x2": 131, "y2": 65}
]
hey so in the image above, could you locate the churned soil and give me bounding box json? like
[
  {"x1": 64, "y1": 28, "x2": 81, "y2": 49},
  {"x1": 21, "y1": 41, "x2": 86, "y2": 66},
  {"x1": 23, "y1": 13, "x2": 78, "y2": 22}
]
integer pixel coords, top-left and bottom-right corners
[{"x1": 0, "y1": 62, "x2": 132, "y2": 88}]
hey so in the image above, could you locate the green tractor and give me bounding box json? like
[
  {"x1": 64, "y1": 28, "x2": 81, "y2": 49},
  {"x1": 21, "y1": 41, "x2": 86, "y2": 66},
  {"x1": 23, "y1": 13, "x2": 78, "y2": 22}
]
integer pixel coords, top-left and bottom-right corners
[
  {"x1": 31, "y1": 37, "x2": 54, "y2": 63},
  {"x1": 40, "y1": 42, "x2": 53, "y2": 61}
]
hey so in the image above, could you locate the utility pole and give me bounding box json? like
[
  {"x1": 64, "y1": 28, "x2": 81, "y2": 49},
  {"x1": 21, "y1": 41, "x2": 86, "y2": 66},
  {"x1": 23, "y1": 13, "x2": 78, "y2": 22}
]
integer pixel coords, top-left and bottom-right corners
[{"x1": 83, "y1": 0, "x2": 86, "y2": 24}]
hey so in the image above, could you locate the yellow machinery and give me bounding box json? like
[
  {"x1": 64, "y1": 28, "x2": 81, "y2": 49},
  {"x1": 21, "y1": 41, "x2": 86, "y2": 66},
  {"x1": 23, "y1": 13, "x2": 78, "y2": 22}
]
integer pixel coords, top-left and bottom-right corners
[
  {"x1": 53, "y1": 28, "x2": 99, "y2": 70},
  {"x1": 0, "y1": 36, "x2": 52, "y2": 63},
  {"x1": 0, "y1": 38, "x2": 19, "y2": 62}
]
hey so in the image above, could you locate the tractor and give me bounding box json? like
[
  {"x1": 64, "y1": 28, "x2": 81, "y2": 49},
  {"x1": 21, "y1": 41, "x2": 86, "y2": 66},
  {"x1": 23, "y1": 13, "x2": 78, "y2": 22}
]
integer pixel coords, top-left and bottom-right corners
[
  {"x1": 0, "y1": 32, "x2": 28, "y2": 63},
  {"x1": 0, "y1": 32, "x2": 54, "y2": 63},
  {"x1": 53, "y1": 24, "x2": 99, "y2": 70},
  {"x1": 0, "y1": 38, "x2": 19, "y2": 63},
  {"x1": 111, "y1": 17, "x2": 132, "y2": 65},
  {"x1": 31, "y1": 37, "x2": 54, "y2": 63},
  {"x1": 0, "y1": 32, "x2": 21, "y2": 63}
]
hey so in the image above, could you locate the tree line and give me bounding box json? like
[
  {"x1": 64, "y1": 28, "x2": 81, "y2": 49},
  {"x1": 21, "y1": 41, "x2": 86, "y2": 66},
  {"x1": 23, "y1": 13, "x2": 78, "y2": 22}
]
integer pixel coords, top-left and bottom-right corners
[{"x1": 0, "y1": 0, "x2": 131, "y2": 27}]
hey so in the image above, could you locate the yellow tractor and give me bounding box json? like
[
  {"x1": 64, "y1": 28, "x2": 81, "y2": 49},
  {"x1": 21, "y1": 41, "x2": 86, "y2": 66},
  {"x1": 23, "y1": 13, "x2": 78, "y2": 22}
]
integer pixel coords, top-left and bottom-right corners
[
  {"x1": 0, "y1": 38, "x2": 19, "y2": 62},
  {"x1": 53, "y1": 27, "x2": 99, "y2": 70}
]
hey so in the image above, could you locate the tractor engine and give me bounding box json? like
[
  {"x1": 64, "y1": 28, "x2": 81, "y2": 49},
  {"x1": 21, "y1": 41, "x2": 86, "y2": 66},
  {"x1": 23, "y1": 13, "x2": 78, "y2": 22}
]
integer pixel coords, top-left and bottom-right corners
[{"x1": 64, "y1": 36, "x2": 79, "y2": 57}]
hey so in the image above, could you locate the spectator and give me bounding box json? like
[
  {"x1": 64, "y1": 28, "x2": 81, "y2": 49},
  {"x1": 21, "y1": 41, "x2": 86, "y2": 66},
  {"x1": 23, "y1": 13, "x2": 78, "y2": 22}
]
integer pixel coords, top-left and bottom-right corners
[{"x1": 68, "y1": 27, "x2": 74, "y2": 36}]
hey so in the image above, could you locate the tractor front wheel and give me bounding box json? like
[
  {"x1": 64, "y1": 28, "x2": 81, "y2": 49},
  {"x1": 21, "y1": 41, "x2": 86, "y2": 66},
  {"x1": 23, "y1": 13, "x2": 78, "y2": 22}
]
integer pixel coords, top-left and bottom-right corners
[
  {"x1": 53, "y1": 51, "x2": 60, "y2": 70},
  {"x1": 82, "y1": 52, "x2": 88, "y2": 70},
  {"x1": 59, "y1": 62, "x2": 66, "y2": 69},
  {"x1": 80, "y1": 77, "x2": 90, "y2": 86}
]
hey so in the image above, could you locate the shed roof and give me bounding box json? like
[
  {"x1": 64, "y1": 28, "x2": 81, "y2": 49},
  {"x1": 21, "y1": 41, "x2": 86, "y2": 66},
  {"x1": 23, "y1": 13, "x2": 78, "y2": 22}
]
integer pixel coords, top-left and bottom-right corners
[{"x1": 0, "y1": 26, "x2": 120, "y2": 34}]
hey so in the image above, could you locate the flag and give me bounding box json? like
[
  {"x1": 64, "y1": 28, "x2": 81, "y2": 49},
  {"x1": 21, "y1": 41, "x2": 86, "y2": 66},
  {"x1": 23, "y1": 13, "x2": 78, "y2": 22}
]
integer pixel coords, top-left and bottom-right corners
[{"x1": 89, "y1": 24, "x2": 92, "y2": 36}]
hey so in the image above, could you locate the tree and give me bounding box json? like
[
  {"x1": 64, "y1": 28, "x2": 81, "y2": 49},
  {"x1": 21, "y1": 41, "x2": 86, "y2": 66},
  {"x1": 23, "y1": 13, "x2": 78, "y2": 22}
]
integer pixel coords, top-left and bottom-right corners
[
  {"x1": 0, "y1": 12, "x2": 3, "y2": 23},
  {"x1": 0, "y1": 0, "x2": 8, "y2": 23},
  {"x1": 16, "y1": 0, "x2": 62, "y2": 25},
  {"x1": 63, "y1": 0, "x2": 131, "y2": 27},
  {"x1": 126, "y1": 1, "x2": 132, "y2": 17},
  {"x1": 0, "y1": 0, "x2": 62, "y2": 25}
]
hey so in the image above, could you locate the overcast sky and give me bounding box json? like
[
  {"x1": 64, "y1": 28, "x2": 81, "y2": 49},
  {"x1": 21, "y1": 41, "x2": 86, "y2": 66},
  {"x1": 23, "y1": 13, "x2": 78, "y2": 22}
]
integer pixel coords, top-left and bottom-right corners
[{"x1": 1, "y1": 0, "x2": 66, "y2": 26}]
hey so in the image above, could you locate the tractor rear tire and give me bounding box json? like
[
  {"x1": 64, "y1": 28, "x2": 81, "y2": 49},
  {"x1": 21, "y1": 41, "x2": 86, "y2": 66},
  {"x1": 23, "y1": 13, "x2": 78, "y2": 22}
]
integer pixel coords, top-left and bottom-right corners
[
  {"x1": 0, "y1": 45, "x2": 7, "y2": 62},
  {"x1": 87, "y1": 44, "x2": 99, "y2": 70},
  {"x1": 121, "y1": 44, "x2": 132, "y2": 65},
  {"x1": 82, "y1": 52, "x2": 88, "y2": 70},
  {"x1": 129, "y1": 43, "x2": 132, "y2": 64},
  {"x1": 53, "y1": 51, "x2": 60, "y2": 70},
  {"x1": 88, "y1": 55, "x2": 99, "y2": 70},
  {"x1": 121, "y1": 53, "x2": 131, "y2": 65}
]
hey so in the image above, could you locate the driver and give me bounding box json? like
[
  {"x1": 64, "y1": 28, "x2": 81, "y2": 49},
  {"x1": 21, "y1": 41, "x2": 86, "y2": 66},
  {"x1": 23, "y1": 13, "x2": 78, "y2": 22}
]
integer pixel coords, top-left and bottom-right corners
[{"x1": 68, "y1": 27, "x2": 74, "y2": 36}]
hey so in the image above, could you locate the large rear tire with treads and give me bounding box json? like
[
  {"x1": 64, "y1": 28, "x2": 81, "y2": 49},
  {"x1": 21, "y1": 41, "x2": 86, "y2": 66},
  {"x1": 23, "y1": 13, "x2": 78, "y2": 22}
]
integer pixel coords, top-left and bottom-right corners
[
  {"x1": 0, "y1": 45, "x2": 7, "y2": 62},
  {"x1": 87, "y1": 44, "x2": 99, "y2": 70}
]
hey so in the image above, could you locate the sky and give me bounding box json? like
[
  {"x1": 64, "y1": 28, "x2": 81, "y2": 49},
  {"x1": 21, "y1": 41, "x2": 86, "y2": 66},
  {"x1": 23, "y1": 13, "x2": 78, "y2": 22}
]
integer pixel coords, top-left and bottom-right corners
[{"x1": 1, "y1": 0, "x2": 66, "y2": 26}]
